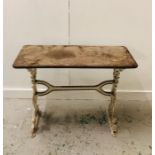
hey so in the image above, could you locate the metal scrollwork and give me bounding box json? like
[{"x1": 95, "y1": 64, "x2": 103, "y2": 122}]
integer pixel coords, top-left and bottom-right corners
[
  {"x1": 35, "y1": 80, "x2": 114, "y2": 96},
  {"x1": 27, "y1": 68, "x2": 123, "y2": 137},
  {"x1": 28, "y1": 68, "x2": 41, "y2": 137},
  {"x1": 107, "y1": 69, "x2": 123, "y2": 136}
]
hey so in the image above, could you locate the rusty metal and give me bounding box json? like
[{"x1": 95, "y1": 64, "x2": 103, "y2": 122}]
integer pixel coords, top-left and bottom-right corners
[
  {"x1": 107, "y1": 69, "x2": 123, "y2": 136},
  {"x1": 28, "y1": 68, "x2": 41, "y2": 137},
  {"x1": 27, "y1": 68, "x2": 123, "y2": 137}
]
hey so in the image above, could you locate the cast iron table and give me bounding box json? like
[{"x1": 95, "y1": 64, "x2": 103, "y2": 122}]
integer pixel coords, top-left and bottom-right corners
[{"x1": 13, "y1": 45, "x2": 138, "y2": 137}]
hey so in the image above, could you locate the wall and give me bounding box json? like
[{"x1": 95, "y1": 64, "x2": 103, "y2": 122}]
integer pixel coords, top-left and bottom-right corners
[{"x1": 4, "y1": 0, "x2": 152, "y2": 99}]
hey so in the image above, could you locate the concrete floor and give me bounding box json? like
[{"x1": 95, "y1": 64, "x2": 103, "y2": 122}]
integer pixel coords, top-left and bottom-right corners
[{"x1": 4, "y1": 98, "x2": 152, "y2": 155}]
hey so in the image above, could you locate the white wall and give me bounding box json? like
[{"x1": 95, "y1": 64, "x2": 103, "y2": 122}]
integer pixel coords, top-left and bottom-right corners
[{"x1": 4, "y1": 0, "x2": 152, "y2": 98}]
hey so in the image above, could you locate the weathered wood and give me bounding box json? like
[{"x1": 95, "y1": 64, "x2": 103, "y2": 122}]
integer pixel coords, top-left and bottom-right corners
[{"x1": 13, "y1": 45, "x2": 138, "y2": 68}]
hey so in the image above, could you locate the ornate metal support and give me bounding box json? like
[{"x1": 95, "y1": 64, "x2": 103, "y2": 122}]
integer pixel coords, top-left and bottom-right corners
[
  {"x1": 28, "y1": 68, "x2": 41, "y2": 137},
  {"x1": 27, "y1": 68, "x2": 123, "y2": 137},
  {"x1": 108, "y1": 69, "x2": 122, "y2": 136},
  {"x1": 35, "y1": 80, "x2": 113, "y2": 96}
]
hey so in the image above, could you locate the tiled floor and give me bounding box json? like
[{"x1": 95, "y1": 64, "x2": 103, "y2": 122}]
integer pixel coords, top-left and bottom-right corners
[{"x1": 4, "y1": 98, "x2": 152, "y2": 155}]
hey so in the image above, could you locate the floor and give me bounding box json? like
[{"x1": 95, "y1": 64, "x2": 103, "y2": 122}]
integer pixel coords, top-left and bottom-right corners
[{"x1": 4, "y1": 98, "x2": 152, "y2": 155}]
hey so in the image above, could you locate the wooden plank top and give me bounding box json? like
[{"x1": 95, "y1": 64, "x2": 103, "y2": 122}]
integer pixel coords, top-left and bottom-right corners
[{"x1": 13, "y1": 45, "x2": 138, "y2": 69}]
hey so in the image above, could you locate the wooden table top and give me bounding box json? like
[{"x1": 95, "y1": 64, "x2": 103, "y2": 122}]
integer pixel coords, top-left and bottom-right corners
[{"x1": 13, "y1": 45, "x2": 138, "y2": 69}]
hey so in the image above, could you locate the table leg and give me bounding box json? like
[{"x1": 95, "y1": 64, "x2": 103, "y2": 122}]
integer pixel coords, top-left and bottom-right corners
[
  {"x1": 28, "y1": 68, "x2": 41, "y2": 137},
  {"x1": 108, "y1": 69, "x2": 122, "y2": 136}
]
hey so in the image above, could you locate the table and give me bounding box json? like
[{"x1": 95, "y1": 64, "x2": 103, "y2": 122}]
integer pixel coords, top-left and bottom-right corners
[{"x1": 13, "y1": 45, "x2": 138, "y2": 137}]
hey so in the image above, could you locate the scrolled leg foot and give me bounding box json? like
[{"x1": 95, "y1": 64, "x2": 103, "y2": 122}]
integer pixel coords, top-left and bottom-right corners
[
  {"x1": 108, "y1": 115, "x2": 118, "y2": 136},
  {"x1": 31, "y1": 111, "x2": 42, "y2": 137}
]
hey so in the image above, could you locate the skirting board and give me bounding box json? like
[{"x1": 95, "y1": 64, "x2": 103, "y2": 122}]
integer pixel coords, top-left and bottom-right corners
[{"x1": 3, "y1": 88, "x2": 152, "y2": 101}]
